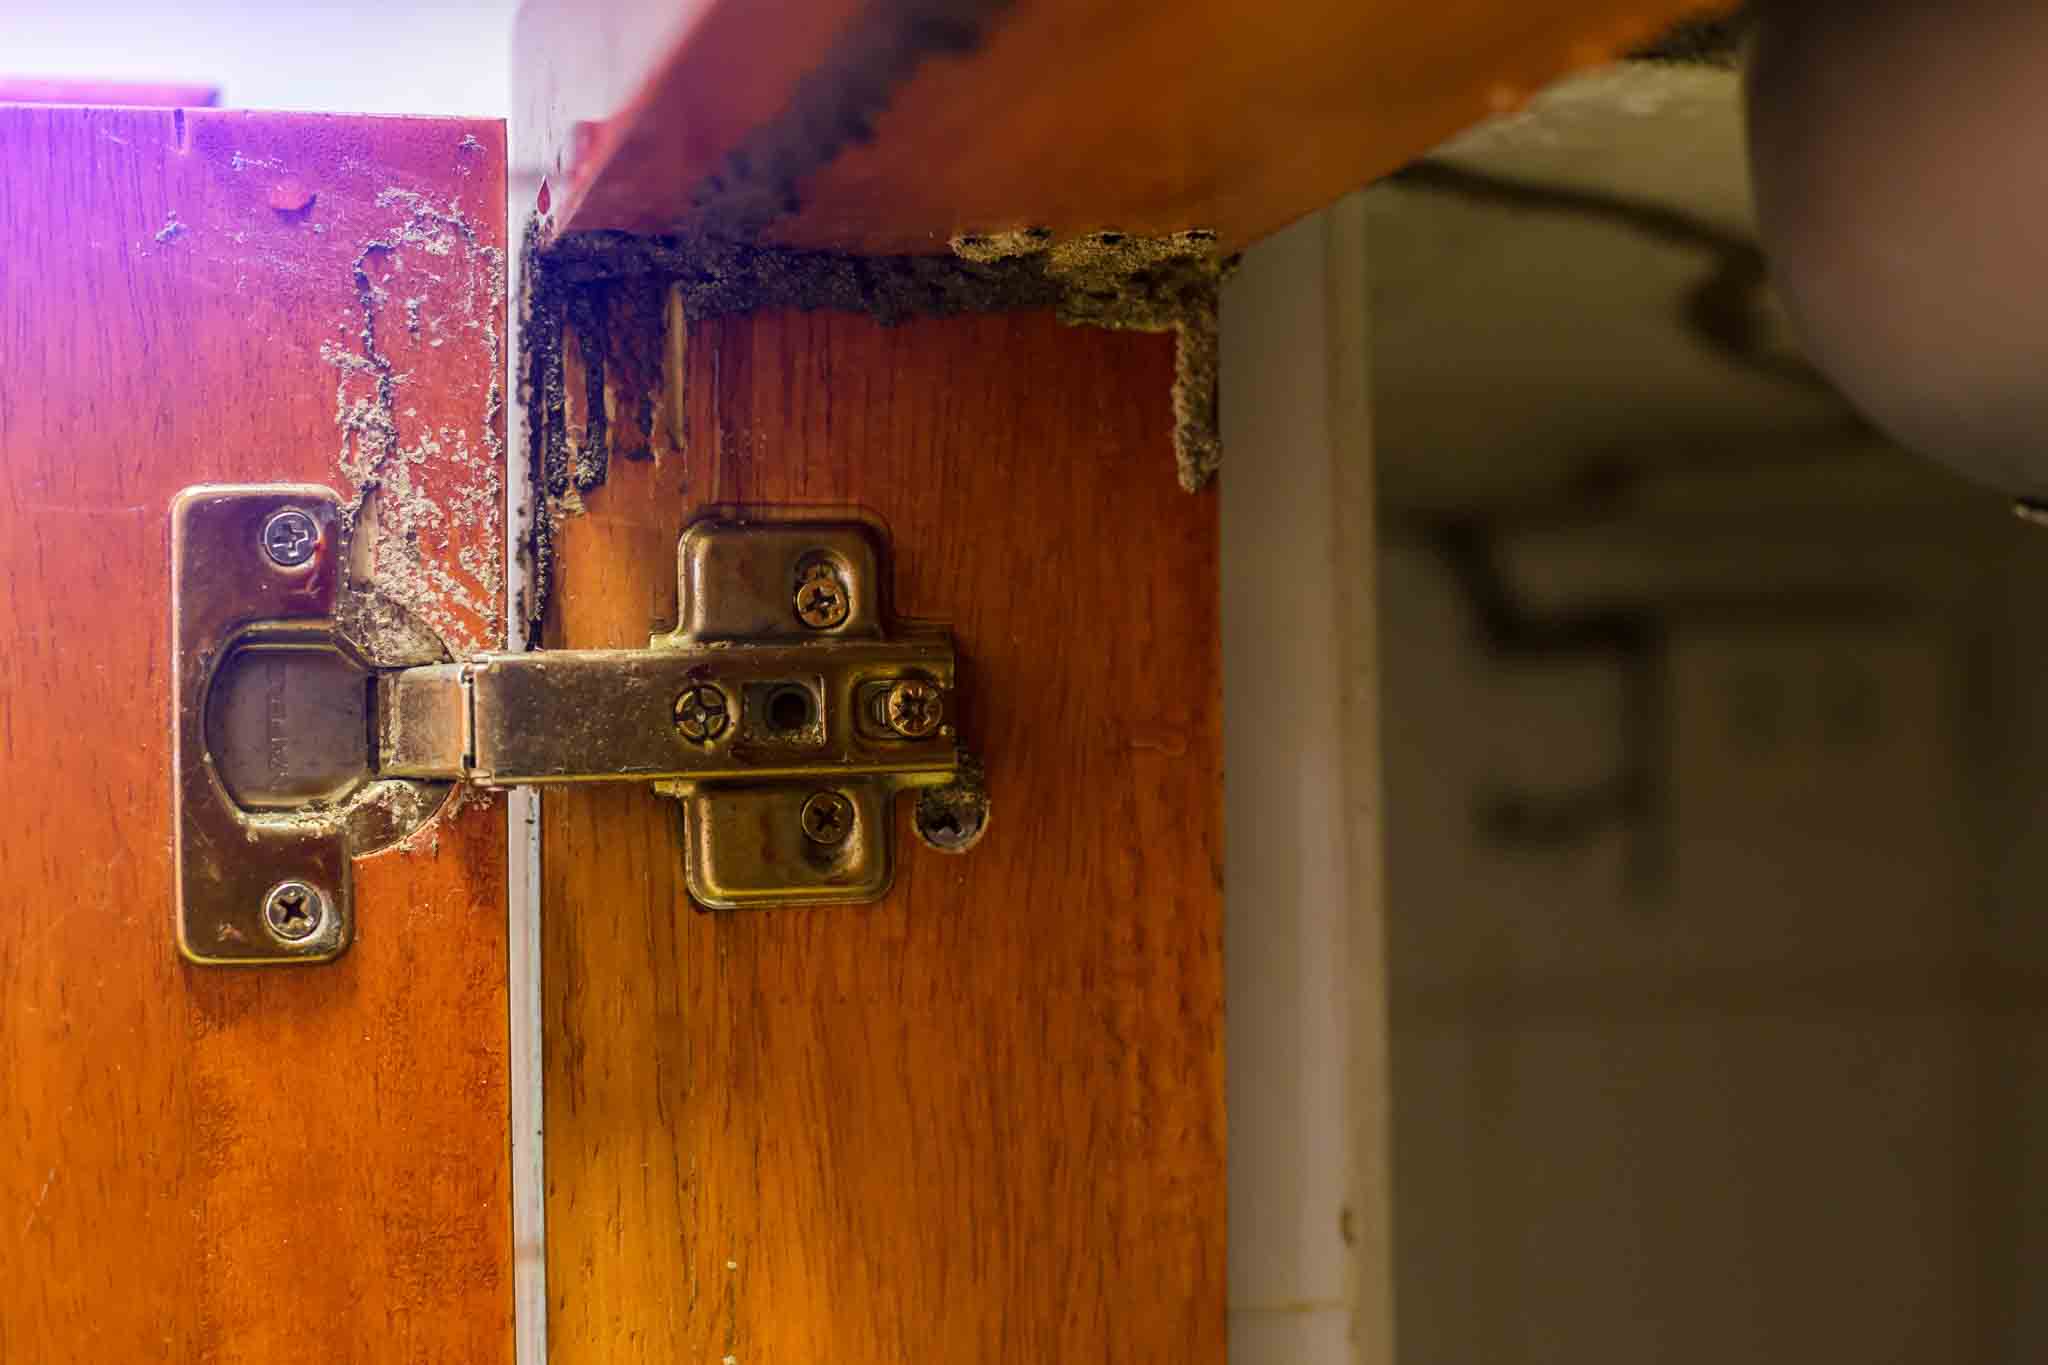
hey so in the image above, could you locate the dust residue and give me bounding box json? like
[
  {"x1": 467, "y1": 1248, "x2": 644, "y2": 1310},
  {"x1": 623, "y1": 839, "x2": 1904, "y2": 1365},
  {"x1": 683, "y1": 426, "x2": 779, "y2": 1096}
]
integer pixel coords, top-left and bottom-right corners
[
  {"x1": 333, "y1": 587, "x2": 447, "y2": 668},
  {"x1": 326, "y1": 187, "x2": 508, "y2": 658},
  {"x1": 913, "y1": 751, "x2": 991, "y2": 853},
  {"x1": 536, "y1": 227, "x2": 1231, "y2": 487},
  {"x1": 155, "y1": 211, "x2": 187, "y2": 243},
  {"x1": 518, "y1": 215, "x2": 570, "y2": 645},
  {"x1": 520, "y1": 225, "x2": 1229, "y2": 635},
  {"x1": 952, "y1": 229, "x2": 1229, "y2": 490},
  {"x1": 251, "y1": 775, "x2": 455, "y2": 859},
  {"x1": 1632, "y1": 8, "x2": 1751, "y2": 67}
]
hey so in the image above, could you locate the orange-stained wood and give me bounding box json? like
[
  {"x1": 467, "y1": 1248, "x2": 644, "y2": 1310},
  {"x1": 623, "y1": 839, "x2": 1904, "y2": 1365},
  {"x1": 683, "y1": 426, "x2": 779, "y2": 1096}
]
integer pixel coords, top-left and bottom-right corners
[
  {"x1": 541, "y1": 309, "x2": 1225, "y2": 1361},
  {"x1": 515, "y1": 0, "x2": 1733, "y2": 249},
  {"x1": 0, "y1": 107, "x2": 512, "y2": 1361}
]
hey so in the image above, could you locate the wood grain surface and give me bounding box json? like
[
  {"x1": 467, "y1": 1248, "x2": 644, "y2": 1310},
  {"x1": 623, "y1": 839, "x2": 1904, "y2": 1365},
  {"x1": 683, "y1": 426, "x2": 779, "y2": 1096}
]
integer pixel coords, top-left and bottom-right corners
[
  {"x1": 0, "y1": 107, "x2": 512, "y2": 1362},
  {"x1": 541, "y1": 308, "x2": 1225, "y2": 1361},
  {"x1": 515, "y1": 0, "x2": 1734, "y2": 248}
]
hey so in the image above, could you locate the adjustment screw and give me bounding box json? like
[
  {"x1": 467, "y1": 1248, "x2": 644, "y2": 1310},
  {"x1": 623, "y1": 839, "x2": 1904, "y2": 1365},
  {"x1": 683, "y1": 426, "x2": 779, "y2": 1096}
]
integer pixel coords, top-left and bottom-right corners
[
  {"x1": 262, "y1": 508, "x2": 318, "y2": 568},
  {"x1": 262, "y1": 880, "x2": 327, "y2": 942},
  {"x1": 884, "y1": 679, "x2": 945, "y2": 739},
  {"x1": 800, "y1": 791, "x2": 855, "y2": 846},
  {"x1": 793, "y1": 563, "x2": 850, "y2": 630},
  {"x1": 674, "y1": 684, "x2": 730, "y2": 743}
]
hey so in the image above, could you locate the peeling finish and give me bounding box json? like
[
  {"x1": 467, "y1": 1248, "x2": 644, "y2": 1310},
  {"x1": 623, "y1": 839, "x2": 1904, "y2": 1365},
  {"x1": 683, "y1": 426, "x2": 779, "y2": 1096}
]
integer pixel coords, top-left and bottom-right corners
[
  {"x1": 1633, "y1": 6, "x2": 1751, "y2": 65},
  {"x1": 661, "y1": 0, "x2": 1018, "y2": 242},
  {"x1": 327, "y1": 187, "x2": 508, "y2": 658}
]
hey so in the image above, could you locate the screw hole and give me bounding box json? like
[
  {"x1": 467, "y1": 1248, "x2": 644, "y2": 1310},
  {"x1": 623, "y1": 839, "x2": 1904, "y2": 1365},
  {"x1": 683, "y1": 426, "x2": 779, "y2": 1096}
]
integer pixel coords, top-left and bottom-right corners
[
  {"x1": 914, "y1": 765, "x2": 991, "y2": 854},
  {"x1": 766, "y1": 685, "x2": 816, "y2": 736}
]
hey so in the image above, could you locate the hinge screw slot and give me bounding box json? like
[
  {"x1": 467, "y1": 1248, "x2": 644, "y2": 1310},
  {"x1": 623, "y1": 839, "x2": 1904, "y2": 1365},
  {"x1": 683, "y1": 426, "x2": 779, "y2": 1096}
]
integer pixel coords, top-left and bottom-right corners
[{"x1": 765, "y1": 684, "x2": 818, "y2": 736}]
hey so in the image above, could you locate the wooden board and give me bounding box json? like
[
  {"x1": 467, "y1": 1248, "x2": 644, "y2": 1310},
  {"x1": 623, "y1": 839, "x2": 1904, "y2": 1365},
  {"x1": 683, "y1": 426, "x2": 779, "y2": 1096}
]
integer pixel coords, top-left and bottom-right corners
[
  {"x1": 541, "y1": 308, "x2": 1225, "y2": 1361},
  {"x1": 514, "y1": 0, "x2": 1734, "y2": 249},
  {"x1": 0, "y1": 107, "x2": 512, "y2": 1361},
  {"x1": 0, "y1": 78, "x2": 220, "y2": 105}
]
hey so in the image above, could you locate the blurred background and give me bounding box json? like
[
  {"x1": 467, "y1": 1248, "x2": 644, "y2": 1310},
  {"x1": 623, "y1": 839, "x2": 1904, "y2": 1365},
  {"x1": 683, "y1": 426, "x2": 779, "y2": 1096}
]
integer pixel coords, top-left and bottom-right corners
[
  {"x1": 0, "y1": 0, "x2": 514, "y2": 114},
  {"x1": 1371, "y1": 53, "x2": 2048, "y2": 1365}
]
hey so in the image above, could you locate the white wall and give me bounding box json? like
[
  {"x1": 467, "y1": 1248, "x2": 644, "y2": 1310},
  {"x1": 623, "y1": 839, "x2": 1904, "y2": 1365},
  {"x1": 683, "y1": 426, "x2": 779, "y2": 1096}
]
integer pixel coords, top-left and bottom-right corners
[
  {"x1": 2, "y1": 0, "x2": 515, "y2": 115},
  {"x1": 1371, "y1": 64, "x2": 2048, "y2": 1365}
]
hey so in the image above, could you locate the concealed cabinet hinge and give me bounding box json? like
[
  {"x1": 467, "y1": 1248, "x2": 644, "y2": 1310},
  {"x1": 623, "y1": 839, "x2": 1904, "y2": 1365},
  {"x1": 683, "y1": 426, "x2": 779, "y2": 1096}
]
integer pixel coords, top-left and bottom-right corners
[{"x1": 172, "y1": 485, "x2": 986, "y2": 965}]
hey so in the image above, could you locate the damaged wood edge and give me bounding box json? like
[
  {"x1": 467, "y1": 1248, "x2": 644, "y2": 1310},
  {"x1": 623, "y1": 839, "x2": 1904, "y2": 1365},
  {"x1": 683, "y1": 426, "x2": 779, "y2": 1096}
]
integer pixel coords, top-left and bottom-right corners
[
  {"x1": 317, "y1": 185, "x2": 510, "y2": 844},
  {"x1": 543, "y1": 0, "x2": 1018, "y2": 236},
  {"x1": 517, "y1": 225, "x2": 1233, "y2": 645},
  {"x1": 677, "y1": 0, "x2": 1021, "y2": 242},
  {"x1": 519, "y1": 0, "x2": 1230, "y2": 652},
  {"x1": 331, "y1": 188, "x2": 509, "y2": 660},
  {"x1": 1630, "y1": 6, "x2": 1752, "y2": 67}
]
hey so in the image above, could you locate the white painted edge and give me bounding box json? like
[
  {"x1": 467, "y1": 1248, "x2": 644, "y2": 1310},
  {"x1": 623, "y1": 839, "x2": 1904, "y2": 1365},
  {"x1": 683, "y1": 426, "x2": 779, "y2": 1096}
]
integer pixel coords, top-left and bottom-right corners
[
  {"x1": 1219, "y1": 192, "x2": 1393, "y2": 1365},
  {"x1": 504, "y1": 198, "x2": 548, "y2": 1365},
  {"x1": 1324, "y1": 193, "x2": 1396, "y2": 1365},
  {"x1": 506, "y1": 781, "x2": 545, "y2": 1365}
]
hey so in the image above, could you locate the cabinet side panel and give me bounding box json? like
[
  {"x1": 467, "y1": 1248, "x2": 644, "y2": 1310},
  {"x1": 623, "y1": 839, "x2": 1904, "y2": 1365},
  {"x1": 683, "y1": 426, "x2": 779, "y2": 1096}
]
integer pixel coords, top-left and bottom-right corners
[{"x1": 542, "y1": 309, "x2": 1225, "y2": 1363}]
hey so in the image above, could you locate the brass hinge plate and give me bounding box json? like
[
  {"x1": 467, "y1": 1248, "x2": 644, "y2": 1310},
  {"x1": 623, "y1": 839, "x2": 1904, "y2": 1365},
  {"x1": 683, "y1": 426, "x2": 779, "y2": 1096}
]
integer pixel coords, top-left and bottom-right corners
[{"x1": 172, "y1": 488, "x2": 982, "y2": 963}]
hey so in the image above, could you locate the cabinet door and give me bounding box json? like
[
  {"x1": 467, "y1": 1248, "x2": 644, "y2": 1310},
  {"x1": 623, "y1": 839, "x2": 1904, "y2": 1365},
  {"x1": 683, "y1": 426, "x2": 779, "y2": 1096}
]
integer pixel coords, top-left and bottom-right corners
[{"x1": 0, "y1": 106, "x2": 512, "y2": 1362}]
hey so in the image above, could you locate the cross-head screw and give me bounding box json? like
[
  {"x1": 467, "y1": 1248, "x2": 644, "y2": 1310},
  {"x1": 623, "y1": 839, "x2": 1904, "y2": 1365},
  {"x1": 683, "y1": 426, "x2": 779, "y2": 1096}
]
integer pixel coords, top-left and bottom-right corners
[
  {"x1": 262, "y1": 879, "x2": 326, "y2": 942},
  {"x1": 262, "y1": 508, "x2": 318, "y2": 568},
  {"x1": 884, "y1": 679, "x2": 945, "y2": 739},
  {"x1": 800, "y1": 791, "x2": 855, "y2": 846},
  {"x1": 793, "y1": 563, "x2": 850, "y2": 630},
  {"x1": 674, "y1": 683, "x2": 731, "y2": 743}
]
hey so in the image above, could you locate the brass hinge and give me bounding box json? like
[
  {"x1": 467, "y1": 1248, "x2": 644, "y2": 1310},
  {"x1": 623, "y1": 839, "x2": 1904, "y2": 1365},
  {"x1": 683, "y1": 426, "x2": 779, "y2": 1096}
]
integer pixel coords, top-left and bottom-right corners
[{"x1": 172, "y1": 485, "x2": 985, "y2": 965}]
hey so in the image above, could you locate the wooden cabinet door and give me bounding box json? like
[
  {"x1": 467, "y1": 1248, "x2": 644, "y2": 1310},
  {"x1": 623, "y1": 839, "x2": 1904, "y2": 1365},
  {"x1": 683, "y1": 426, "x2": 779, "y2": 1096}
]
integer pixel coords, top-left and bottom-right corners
[{"x1": 0, "y1": 106, "x2": 513, "y2": 1362}]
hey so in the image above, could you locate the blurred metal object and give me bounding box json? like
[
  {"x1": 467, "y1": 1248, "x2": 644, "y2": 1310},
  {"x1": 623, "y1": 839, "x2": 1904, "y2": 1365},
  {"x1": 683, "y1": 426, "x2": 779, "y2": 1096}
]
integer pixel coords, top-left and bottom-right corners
[{"x1": 1747, "y1": 0, "x2": 2048, "y2": 496}]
